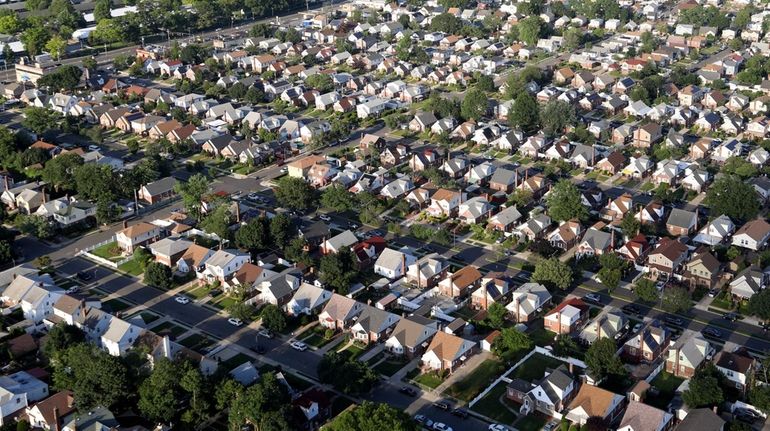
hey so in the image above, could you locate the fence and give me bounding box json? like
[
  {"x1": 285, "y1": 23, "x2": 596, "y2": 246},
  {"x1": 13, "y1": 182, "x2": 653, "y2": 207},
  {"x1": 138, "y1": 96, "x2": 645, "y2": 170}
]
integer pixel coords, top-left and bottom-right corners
[
  {"x1": 79, "y1": 236, "x2": 133, "y2": 269},
  {"x1": 645, "y1": 361, "x2": 666, "y2": 383}
]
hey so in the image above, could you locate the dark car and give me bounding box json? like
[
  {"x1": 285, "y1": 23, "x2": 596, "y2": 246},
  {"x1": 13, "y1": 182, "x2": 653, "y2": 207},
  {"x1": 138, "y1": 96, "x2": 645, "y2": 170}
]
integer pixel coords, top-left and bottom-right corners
[
  {"x1": 703, "y1": 327, "x2": 722, "y2": 338},
  {"x1": 399, "y1": 386, "x2": 417, "y2": 397},
  {"x1": 664, "y1": 316, "x2": 684, "y2": 327},
  {"x1": 76, "y1": 271, "x2": 93, "y2": 281},
  {"x1": 723, "y1": 312, "x2": 739, "y2": 322},
  {"x1": 432, "y1": 401, "x2": 450, "y2": 410},
  {"x1": 622, "y1": 304, "x2": 641, "y2": 316},
  {"x1": 451, "y1": 409, "x2": 469, "y2": 419}
]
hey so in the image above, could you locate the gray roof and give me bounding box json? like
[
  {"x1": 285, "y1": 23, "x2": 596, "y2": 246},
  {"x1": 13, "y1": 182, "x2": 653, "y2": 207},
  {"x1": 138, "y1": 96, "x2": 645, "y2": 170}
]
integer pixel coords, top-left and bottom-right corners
[
  {"x1": 581, "y1": 229, "x2": 612, "y2": 250},
  {"x1": 491, "y1": 205, "x2": 523, "y2": 226},
  {"x1": 675, "y1": 408, "x2": 725, "y2": 431},
  {"x1": 490, "y1": 168, "x2": 517, "y2": 186},
  {"x1": 667, "y1": 208, "x2": 696, "y2": 229},
  {"x1": 148, "y1": 238, "x2": 193, "y2": 257},
  {"x1": 354, "y1": 305, "x2": 399, "y2": 333},
  {"x1": 325, "y1": 230, "x2": 358, "y2": 251},
  {"x1": 533, "y1": 364, "x2": 574, "y2": 404},
  {"x1": 62, "y1": 407, "x2": 119, "y2": 431},
  {"x1": 389, "y1": 315, "x2": 438, "y2": 348},
  {"x1": 619, "y1": 401, "x2": 672, "y2": 431}
]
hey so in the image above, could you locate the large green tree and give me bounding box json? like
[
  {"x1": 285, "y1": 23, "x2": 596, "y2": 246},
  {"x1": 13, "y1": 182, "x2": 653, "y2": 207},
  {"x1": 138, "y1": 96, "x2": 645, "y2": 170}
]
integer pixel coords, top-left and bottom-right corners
[
  {"x1": 235, "y1": 217, "x2": 270, "y2": 251},
  {"x1": 584, "y1": 338, "x2": 626, "y2": 379},
  {"x1": 138, "y1": 358, "x2": 181, "y2": 423},
  {"x1": 175, "y1": 174, "x2": 209, "y2": 221},
  {"x1": 597, "y1": 253, "x2": 629, "y2": 292},
  {"x1": 546, "y1": 180, "x2": 588, "y2": 221},
  {"x1": 275, "y1": 177, "x2": 316, "y2": 210},
  {"x1": 321, "y1": 184, "x2": 356, "y2": 212},
  {"x1": 492, "y1": 328, "x2": 533, "y2": 361},
  {"x1": 52, "y1": 343, "x2": 130, "y2": 410},
  {"x1": 319, "y1": 248, "x2": 357, "y2": 294},
  {"x1": 144, "y1": 262, "x2": 173, "y2": 289},
  {"x1": 509, "y1": 92, "x2": 540, "y2": 134},
  {"x1": 318, "y1": 351, "x2": 378, "y2": 395},
  {"x1": 532, "y1": 258, "x2": 573, "y2": 290},
  {"x1": 540, "y1": 100, "x2": 576, "y2": 137},
  {"x1": 460, "y1": 88, "x2": 488, "y2": 121},
  {"x1": 269, "y1": 213, "x2": 292, "y2": 248},
  {"x1": 260, "y1": 304, "x2": 286, "y2": 333},
  {"x1": 325, "y1": 401, "x2": 418, "y2": 431},
  {"x1": 682, "y1": 364, "x2": 724, "y2": 408},
  {"x1": 662, "y1": 286, "x2": 691, "y2": 313},
  {"x1": 748, "y1": 288, "x2": 770, "y2": 321},
  {"x1": 42, "y1": 153, "x2": 83, "y2": 192},
  {"x1": 705, "y1": 175, "x2": 760, "y2": 222}
]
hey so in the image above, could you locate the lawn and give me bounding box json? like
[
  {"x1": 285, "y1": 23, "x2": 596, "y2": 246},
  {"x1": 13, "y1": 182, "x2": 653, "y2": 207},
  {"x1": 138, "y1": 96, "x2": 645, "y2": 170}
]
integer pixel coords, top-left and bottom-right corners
[
  {"x1": 515, "y1": 414, "x2": 547, "y2": 431},
  {"x1": 648, "y1": 371, "x2": 684, "y2": 409},
  {"x1": 187, "y1": 286, "x2": 211, "y2": 300},
  {"x1": 412, "y1": 372, "x2": 445, "y2": 389},
  {"x1": 372, "y1": 357, "x2": 409, "y2": 377},
  {"x1": 471, "y1": 381, "x2": 519, "y2": 425},
  {"x1": 711, "y1": 290, "x2": 732, "y2": 310},
  {"x1": 510, "y1": 353, "x2": 563, "y2": 382},
  {"x1": 640, "y1": 182, "x2": 655, "y2": 192},
  {"x1": 151, "y1": 321, "x2": 188, "y2": 338},
  {"x1": 282, "y1": 372, "x2": 314, "y2": 391},
  {"x1": 179, "y1": 333, "x2": 215, "y2": 352},
  {"x1": 339, "y1": 343, "x2": 368, "y2": 361},
  {"x1": 445, "y1": 360, "x2": 505, "y2": 401},
  {"x1": 118, "y1": 258, "x2": 144, "y2": 276},
  {"x1": 221, "y1": 353, "x2": 252, "y2": 371},
  {"x1": 214, "y1": 296, "x2": 238, "y2": 310},
  {"x1": 302, "y1": 333, "x2": 334, "y2": 348},
  {"x1": 90, "y1": 242, "x2": 124, "y2": 261},
  {"x1": 528, "y1": 327, "x2": 556, "y2": 347},
  {"x1": 103, "y1": 298, "x2": 131, "y2": 313}
]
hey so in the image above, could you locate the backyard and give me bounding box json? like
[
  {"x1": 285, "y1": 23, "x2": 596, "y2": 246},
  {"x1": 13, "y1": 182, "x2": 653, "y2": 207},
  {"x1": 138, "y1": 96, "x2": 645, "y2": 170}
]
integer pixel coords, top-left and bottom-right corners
[
  {"x1": 90, "y1": 242, "x2": 124, "y2": 262},
  {"x1": 470, "y1": 381, "x2": 519, "y2": 425},
  {"x1": 118, "y1": 257, "x2": 145, "y2": 277},
  {"x1": 445, "y1": 359, "x2": 505, "y2": 401},
  {"x1": 648, "y1": 371, "x2": 684, "y2": 410},
  {"x1": 103, "y1": 298, "x2": 131, "y2": 313},
  {"x1": 179, "y1": 333, "x2": 216, "y2": 352},
  {"x1": 510, "y1": 353, "x2": 564, "y2": 381}
]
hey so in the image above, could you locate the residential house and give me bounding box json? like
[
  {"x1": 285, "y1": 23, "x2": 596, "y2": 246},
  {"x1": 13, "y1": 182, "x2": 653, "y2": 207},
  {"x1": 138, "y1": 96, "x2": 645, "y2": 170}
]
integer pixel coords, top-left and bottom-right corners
[
  {"x1": 0, "y1": 273, "x2": 63, "y2": 323},
  {"x1": 617, "y1": 401, "x2": 673, "y2": 431},
  {"x1": 374, "y1": 248, "x2": 417, "y2": 280},
  {"x1": 729, "y1": 268, "x2": 766, "y2": 300},
  {"x1": 438, "y1": 266, "x2": 482, "y2": 298},
  {"x1": 200, "y1": 249, "x2": 250, "y2": 284},
  {"x1": 576, "y1": 228, "x2": 613, "y2": 258},
  {"x1": 623, "y1": 320, "x2": 670, "y2": 363},
  {"x1": 507, "y1": 283, "x2": 552, "y2": 323},
  {"x1": 385, "y1": 315, "x2": 439, "y2": 358},
  {"x1": 285, "y1": 283, "x2": 332, "y2": 316},
  {"x1": 579, "y1": 307, "x2": 628, "y2": 344},
  {"x1": 115, "y1": 222, "x2": 163, "y2": 253},
  {"x1": 406, "y1": 253, "x2": 447, "y2": 289},
  {"x1": 666, "y1": 208, "x2": 698, "y2": 236},
  {"x1": 488, "y1": 205, "x2": 523, "y2": 232},
  {"x1": 350, "y1": 306, "x2": 400, "y2": 344},
  {"x1": 138, "y1": 176, "x2": 177, "y2": 205},
  {"x1": 318, "y1": 293, "x2": 364, "y2": 330},
  {"x1": 683, "y1": 251, "x2": 721, "y2": 289},
  {"x1": 148, "y1": 238, "x2": 193, "y2": 268},
  {"x1": 732, "y1": 219, "x2": 770, "y2": 251},
  {"x1": 543, "y1": 298, "x2": 589, "y2": 335},
  {"x1": 0, "y1": 372, "x2": 49, "y2": 425},
  {"x1": 675, "y1": 408, "x2": 725, "y2": 431},
  {"x1": 420, "y1": 331, "x2": 477, "y2": 373},
  {"x1": 665, "y1": 330, "x2": 712, "y2": 378},
  {"x1": 693, "y1": 215, "x2": 734, "y2": 246},
  {"x1": 471, "y1": 273, "x2": 510, "y2": 310},
  {"x1": 565, "y1": 384, "x2": 625, "y2": 425},
  {"x1": 647, "y1": 237, "x2": 689, "y2": 279},
  {"x1": 426, "y1": 188, "x2": 463, "y2": 217},
  {"x1": 633, "y1": 123, "x2": 663, "y2": 148},
  {"x1": 320, "y1": 230, "x2": 358, "y2": 255},
  {"x1": 519, "y1": 365, "x2": 577, "y2": 417},
  {"x1": 714, "y1": 348, "x2": 756, "y2": 391},
  {"x1": 547, "y1": 220, "x2": 583, "y2": 251},
  {"x1": 25, "y1": 391, "x2": 75, "y2": 431}
]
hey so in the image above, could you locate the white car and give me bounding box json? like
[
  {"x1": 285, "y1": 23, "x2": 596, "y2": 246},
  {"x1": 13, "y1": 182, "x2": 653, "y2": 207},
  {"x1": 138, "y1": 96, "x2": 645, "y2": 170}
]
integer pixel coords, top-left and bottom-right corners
[
  {"x1": 318, "y1": 214, "x2": 332, "y2": 221},
  {"x1": 432, "y1": 423, "x2": 452, "y2": 431},
  {"x1": 174, "y1": 296, "x2": 190, "y2": 304},
  {"x1": 290, "y1": 341, "x2": 308, "y2": 351},
  {"x1": 228, "y1": 318, "x2": 244, "y2": 326},
  {"x1": 65, "y1": 286, "x2": 79, "y2": 294},
  {"x1": 88, "y1": 145, "x2": 100, "y2": 152},
  {"x1": 258, "y1": 328, "x2": 274, "y2": 338},
  {"x1": 280, "y1": 167, "x2": 288, "y2": 173},
  {"x1": 489, "y1": 425, "x2": 509, "y2": 431}
]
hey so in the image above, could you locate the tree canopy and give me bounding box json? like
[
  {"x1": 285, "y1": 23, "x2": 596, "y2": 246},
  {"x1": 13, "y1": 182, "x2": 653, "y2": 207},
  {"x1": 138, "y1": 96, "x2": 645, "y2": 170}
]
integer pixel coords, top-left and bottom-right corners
[
  {"x1": 546, "y1": 180, "x2": 588, "y2": 222},
  {"x1": 52, "y1": 343, "x2": 130, "y2": 410},
  {"x1": 325, "y1": 401, "x2": 418, "y2": 431},
  {"x1": 584, "y1": 338, "x2": 626, "y2": 379},
  {"x1": 532, "y1": 258, "x2": 573, "y2": 290},
  {"x1": 318, "y1": 351, "x2": 379, "y2": 395},
  {"x1": 275, "y1": 177, "x2": 317, "y2": 210},
  {"x1": 705, "y1": 175, "x2": 760, "y2": 222},
  {"x1": 682, "y1": 364, "x2": 725, "y2": 408}
]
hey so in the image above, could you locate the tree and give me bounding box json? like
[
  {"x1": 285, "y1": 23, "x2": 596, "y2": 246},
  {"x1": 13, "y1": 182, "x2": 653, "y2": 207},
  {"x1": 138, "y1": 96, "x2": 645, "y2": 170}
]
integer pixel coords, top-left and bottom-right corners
[
  {"x1": 518, "y1": 16, "x2": 544, "y2": 45},
  {"x1": 275, "y1": 176, "x2": 316, "y2": 210},
  {"x1": 540, "y1": 100, "x2": 576, "y2": 137},
  {"x1": 597, "y1": 253, "x2": 628, "y2": 292},
  {"x1": 620, "y1": 213, "x2": 640, "y2": 238},
  {"x1": 475, "y1": 74, "x2": 495, "y2": 92},
  {"x1": 492, "y1": 328, "x2": 532, "y2": 361},
  {"x1": 93, "y1": 0, "x2": 112, "y2": 21},
  {"x1": 547, "y1": 180, "x2": 588, "y2": 222},
  {"x1": 73, "y1": 164, "x2": 114, "y2": 201},
  {"x1": 325, "y1": 401, "x2": 418, "y2": 431},
  {"x1": 227, "y1": 373, "x2": 290, "y2": 429},
  {"x1": 662, "y1": 286, "x2": 691, "y2": 313},
  {"x1": 317, "y1": 351, "x2": 378, "y2": 395},
  {"x1": 91, "y1": 18, "x2": 122, "y2": 44},
  {"x1": 175, "y1": 174, "x2": 209, "y2": 221},
  {"x1": 682, "y1": 364, "x2": 724, "y2": 408},
  {"x1": 705, "y1": 175, "x2": 760, "y2": 222},
  {"x1": 44, "y1": 35, "x2": 67, "y2": 61},
  {"x1": 533, "y1": 258, "x2": 573, "y2": 290},
  {"x1": 634, "y1": 279, "x2": 660, "y2": 303},
  {"x1": 144, "y1": 262, "x2": 173, "y2": 289},
  {"x1": 42, "y1": 153, "x2": 83, "y2": 192},
  {"x1": 0, "y1": 13, "x2": 22, "y2": 35},
  {"x1": 43, "y1": 324, "x2": 84, "y2": 362},
  {"x1": 52, "y1": 343, "x2": 129, "y2": 409},
  {"x1": 748, "y1": 288, "x2": 770, "y2": 321},
  {"x1": 321, "y1": 184, "x2": 356, "y2": 212},
  {"x1": 305, "y1": 73, "x2": 334, "y2": 93},
  {"x1": 269, "y1": 213, "x2": 292, "y2": 248},
  {"x1": 320, "y1": 248, "x2": 357, "y2": 294},
  {"x1": 260, "y1": 304, "x2": 286, "y2": 333},
  {"x1": 200, "y1": 205, "x2": 231, "y2": 241},
  {"x1": 429, "y1": 13, "x2": 463, "y2": 34},
  {"x1": 487, "y1": 302, "x2": 507, "y2": 329},
  {"x1": 17, "y1": 215, "x2": 54, "y2": 239},
  {"x1": 585, "y1": 338, "x2": 626, "y2": 379},
  {"x1": 22, "y1": 107, "x2": 60, "y2": 134},
  {"x1": 509, "y1": 92, "x2": 540, "y2": 134},
  {"x1": 563, "y1": 27, "x2": 583, "y2": 50},
  {"x1": 235, "y1": 217, "x2": 270, "y2": 251},
  {"x1": 138, "y1": 358, "x2": 180, "y2": 423},
  {"x1": 460, "y1": 87, "x2": 488, "y2": 121},
  {"x1": 37, "y1": 65, "x2": 83, "y2": 91},
  {"x1": 20, "y1": 24, "x2": 49, "y2": 57},
  {"x1": 750, "y1": 385, "x2": 770, "y2": 414}
]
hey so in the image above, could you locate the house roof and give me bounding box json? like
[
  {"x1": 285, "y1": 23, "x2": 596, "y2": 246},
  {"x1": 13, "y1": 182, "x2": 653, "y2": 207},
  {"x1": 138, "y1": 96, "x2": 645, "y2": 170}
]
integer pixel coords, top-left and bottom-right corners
[
  {"x1": 321, "y1": 293, "x2": 362, "y2": 321},
  {"x1": 734, "y1": 219, "x2": 770, "y2": 241},
  {"x1": 119, "y1": 222, "x2": 158, "y2": 239},
  {"x1": 389, "y1": 315, "x2": 437, "y2": 348},
  {"x1": 714, "y1": 349, "x2": 754, "y2": 373},
  {"x1": 567, "y1": 384, "x2": 620, "y2": 418},
  {"x1": 448, "y1": 266, "x2": 482, "y2": 288},
  {"x1": 424, "y1": 331, "x2": 475, "y2": 362},
  {"x1": 618, "y1": 401, "x2": 672, "y2": 431},
  {"x1": 675, "y1": 408, "x2": 725, "y2": 431},
  {"x1": 28, "y1": 390, "x2": 75, "y2": 427}
]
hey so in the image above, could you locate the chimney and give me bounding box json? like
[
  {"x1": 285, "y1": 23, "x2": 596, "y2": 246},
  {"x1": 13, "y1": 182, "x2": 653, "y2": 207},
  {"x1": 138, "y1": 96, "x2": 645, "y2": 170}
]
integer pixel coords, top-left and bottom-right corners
[
  {"x1": 556, "y1": 311, "x2": 562, "y2": 335},
  {"x1": 515, "y1": 169, "x2": 519, "y2": 187},
  {"x1": 235, "y1": 203, "x2": 241, "y2": 223},
  {"x1": 3, "y1": 175, "x2": 9, "y2": 191},
  {"x1": 568, "y1": 362, "x2": 574, "y2": 374},
  {"x1": 53, "y1": 407, "x2": 61, "y2": 431},
  {"x1": 592, "y1": 146, "x2": 596, "y2": 165},
  {"x1": 694, "y1": 208, "x2": 699, "y2": 231},
  {"x1": 525, "y1": 170, "x2": 529, "y2": 181},
  {"x1": 611, "y1": 228, "x2": 615, "y2": 248},
  {"x1": 122, "y1": 220, "x2": 128, "y2": 229},
  {"x1": 42, "y1": 189, "x2": 47, "y2": 204},
  {"x1": 401, "y1": 253, "x2": 406, "y2": 277}
]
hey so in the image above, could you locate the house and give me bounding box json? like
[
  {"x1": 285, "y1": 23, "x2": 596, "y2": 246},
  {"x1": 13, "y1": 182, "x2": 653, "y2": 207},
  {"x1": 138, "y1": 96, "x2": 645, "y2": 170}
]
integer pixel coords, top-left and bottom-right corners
[
  {"x1": 458, "y1": 196, "x2": 492, "y2": 224},
  {"x1": 420, "y1": 331, "x2": 477, "y2": 373},
  {"x1": 633, "y1": 123, "x2": 662, "y2": 148},
  {"x1": 547, "y1": 220, "x2": 583, "y2": 251},
  {"x1": 200, "y1": 249, "x2": 251, "y2": 283},
  {"x1": 101, "y1": 316, "x2": 143, "y2": 356},
  {"x1": 60, "y1": 406, "x2": 119, "y2": 431},
  {"x1": 597, "y1": 151, "x2": 627, "y2": 175},
  {"x1": 0, "y1": 371, "x2": 49, "y2": 425},
  {"x1": 507, "y1": 283, "x2": 551, "y2": 323},
  {"x1": 471, "y1": 273, "x2": 510, "y2": 310},
  {"x1": 617, "y1": 401, "x2": 673, "y2": 431},
  {"x1": 602, "y1": 193, "x2": 634, "y2": 222},
  {"x1": 255, "y1": 272, "x2": 300, "y2": 307},
  {"x1": 623, "y1": 320, "x2": 670, "y2": 363},
  {"x1": 666, "y1": 208, "x2": 698, "y2": 236},
  {"x1": 148, "y1": 238, "x2": 193, "y2": 268},
  {"x1": 618, "y1": 234, "x2": 651, "y2": 265},
  {"x1": 565, "y1": 384, "x2": 625, "y2": 425},
  {"x1": 732, "y1": 219, "x2": 770, "y2": 251},
  {"x1": 177, "y1": 244, "x2": 215, "y2": 275},
  {"x1": 286, "y1": 283, "x2": 332, "y2": 316},
  {"x1": 543, "y1": 298, "x2": 589, "y2": 335},
  {"x1": 0, "y1": 273, "x2": 63, "y2": 323},
  {"x1": 729, "y1": 268, "x2": 766, "y2": 300},
  {"x1": 714, "y1": 348, "x2": 756, "y2": 391},
  {"x1": 138, "y1": 176, "x2": 177, "y2": 204},
  {"x1": 321, "y1": 230, "x2": 358, "y2": 255},
  {"x1": 318, "y1": 293, "x2": 364, "y2": 330},
  {"x1": 438, "y1": 266, "x2": 482, "y2": 298},
  {"x1": 406, "y1": 253, "x2": 447, "y2": 289},
  {"x1": 665, "y1": 330, "x2": 712, "y2": 378},
  {"x1": 25, "y1": 390, "x2": 76, "y2": 431},
  {"x1": 488, "y1": 205, "x2": 523, "y2": 232},
  {"x1": 116, "y1": 222, "x2": 163, "y2": 253},
  {"x1": 516, "y1": 213, "x2": 552, "y2": 242},
  {"x1": 427, "y1": 188, "x2": 463, "y2": 217},
  {"x1": 675, "y1": 408, "x2": 725, "y2": 431},
  {"x1": 374, "y1": 248, "x2": 417, "y2": 279},
  {"x1": 519, "y1": 365, "x2": 577, "y2": 416},
  {"x1": 579, "y1": 307, "x2": 627, "y2": 344},
  {"x1": 693, "y1": 215, "x2": 734, "y2": 246},
  {"x1": 575, "y1": 228, "x2": 613, "y2": 258},
  {"x1": 385, "y1": 315, "x2": 438, "y2": 358},
  {"x1": 647, "y1": 237, "x2": 689, "y2": 279},
  {"x1": 350, "y1": 305, "x2": 400, "y2": 344}
]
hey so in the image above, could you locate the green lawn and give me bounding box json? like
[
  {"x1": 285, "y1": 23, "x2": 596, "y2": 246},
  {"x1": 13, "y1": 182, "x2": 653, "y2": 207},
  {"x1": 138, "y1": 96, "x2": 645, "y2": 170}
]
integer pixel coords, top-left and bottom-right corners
[
  {"x1": 372, "y1": 358, "x2": 409, "y2": 377},
  {"x1": 214, "y1": 296, "x2": 238, "y2": 310},
  {"x1": 103, "y1": 298, "x2": 131, "y2": 313},
  {"x1": 302, "y1": 333, "x2": 334, "y2": 348},
  {"x1": 711, "y1": 291, "x2": 732, "y2": 310},
  {"x1": 471, "y1": 381, "x2": 519, "y2": 424},
  {"x1": 188, "y1": 286, "x2": 211, "y2": 299},
  {"x1": 90, "y1": 242, "x2": 124, "y2": 261},
  {"x1": 118, "y1": 258, "x2": 144, "y2": 276},
  {"x1": 528, "y1": 327, "x2": 556, "y2": 347},
  {"x1": 413, "y1": 372, "x2": 445, "y2": 389},
  {"x1": 648, "y1": 371, "x2": 684, "y2": 409},
  {"x1": 510, "y1": 353, "x2": 563, "y2": 381},
  {"x1": 339, "y1": 343, "x2": 368, "y2": 361},
  {"x1": 151, "y1": 321, "x2": 188, "y2": 338},
  {"x1": 445, "y1": 360, "x2": 505, "y2": 401},
  {"x1": 640, "y1": 182, "x2": 655, "y2": 192},
  {"x1": 179, "y1": 333, "x2": 215, "y2": 352},
  {"x1": 515, "y1": 414, "x2": 547, "y2": 431}
]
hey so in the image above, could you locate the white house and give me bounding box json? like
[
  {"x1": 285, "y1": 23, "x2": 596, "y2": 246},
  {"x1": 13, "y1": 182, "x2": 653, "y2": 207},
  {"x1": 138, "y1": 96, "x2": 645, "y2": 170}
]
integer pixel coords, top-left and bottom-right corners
[
  {"x1": 374, "y1": 248, "x2": 417, "y2": 279},
  {"x1": 0, "y1": 273, "x2": 63, "y2": 323},
  {"x1": 201, "y1": 249, "x2": 251, "y2": 283}
]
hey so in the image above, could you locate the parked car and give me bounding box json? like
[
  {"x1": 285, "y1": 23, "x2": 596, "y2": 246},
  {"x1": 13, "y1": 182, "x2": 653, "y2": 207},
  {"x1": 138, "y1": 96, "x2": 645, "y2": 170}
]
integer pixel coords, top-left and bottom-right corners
[
  {"x1": 318, "y1": 214, "x2": 332, "y2": 222},
  {"x1": 88, "y1": 145, "x2": 100, "y2": 151},
  {"x1": 65, "y1": 286, "x2": 79, "y2": 294},
  {"x1": 703, "y1": 327, "x2": 722, "y2": 338},
  {"x1": 174, "y1": 296, "x2": 190, "y2": 304},
  {"x1": 258, "y1": 328, "x2": 274, "y2": 338},
  {"x1": 228, "y1": 318, "x2": 244, "y2": 326},
  {"x1": 584, "y1": 293, "x2": 602, "y2": 304},
  {"x1": 622, "y1": 304, "x2": 641, "y2": 316},
  {"x1": 451, "y1": 409, "x2": 468, "y2": 419},
  {"x1": 723, "y1": 312, "x2": 739, "y2": 322},
  {"x1": 664, "y1": 316, "x2": 684, "y2": 327},
  {"x1": 708, "y1": 288, "x2": 719, "y2": 297},
  {"x1": 432, "y1": 423, "x2": 452, "y2": 431},
  {"x1": 290, "y1": 341, "x2": 308, "y2": 351},
  {"x1": 489, "y1": 425, "x2": 509, "y2": 431},
  {"x1": 76, "y1": 271, "x2": 93, "y2": 281},
  {"x1": 432, "y1": 401, "x2": 450, "y2": 410},
  {"x1": 399, "y1": 386, "x2": 417, "y2": 397},
  {"x1": 414, "y1": 415, "x2": 433, "y2": 427}
]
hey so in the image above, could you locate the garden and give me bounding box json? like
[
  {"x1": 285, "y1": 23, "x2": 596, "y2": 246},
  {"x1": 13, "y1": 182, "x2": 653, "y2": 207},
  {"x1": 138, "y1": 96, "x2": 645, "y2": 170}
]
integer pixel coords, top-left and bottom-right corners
[{"x1": 445, "y1": 359, "x2": 505, "y2": 401}]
